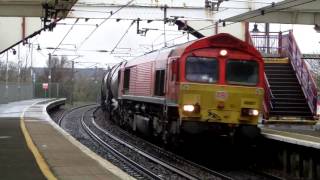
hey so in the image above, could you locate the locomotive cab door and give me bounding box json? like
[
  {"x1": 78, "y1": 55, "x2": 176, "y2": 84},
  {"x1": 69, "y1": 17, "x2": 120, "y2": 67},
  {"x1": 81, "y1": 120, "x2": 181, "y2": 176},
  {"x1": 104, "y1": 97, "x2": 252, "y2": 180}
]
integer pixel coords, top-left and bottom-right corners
[{"x1": 166, "y1": 57, "x2": 179, "y2": 102}]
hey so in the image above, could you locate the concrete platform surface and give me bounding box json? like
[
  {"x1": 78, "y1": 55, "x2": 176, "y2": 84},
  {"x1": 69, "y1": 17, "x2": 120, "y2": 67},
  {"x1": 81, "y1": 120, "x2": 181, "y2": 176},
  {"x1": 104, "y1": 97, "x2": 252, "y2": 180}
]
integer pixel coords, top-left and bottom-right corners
[
  {"x1": 0, "y1": 117, "x2": 45, "y2": 180},
  {"x1": 261, "y1": 124, "x2": 320, "y2": 149},
  {"x1": 0, "y1": 99, "x2": 134, "y2": 180}
]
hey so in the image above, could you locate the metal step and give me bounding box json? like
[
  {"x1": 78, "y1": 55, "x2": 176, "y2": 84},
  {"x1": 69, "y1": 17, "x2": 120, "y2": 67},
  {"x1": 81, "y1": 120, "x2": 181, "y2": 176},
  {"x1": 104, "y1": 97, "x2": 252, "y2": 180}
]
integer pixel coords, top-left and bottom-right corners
[
  {"x1": 264, "y1": 66, "x2": 292, "y2": 71},
  {"x1": 272, "y1": 89, "x2": 303, "y2": 94},
  {"x1": 268, "y1": 77, "x2": 299, "y2": 83},
  {"x1": 272, "y1": 98, "x2": 306, "y2": 103},
  {"x1": 270, "y1": 110, "x2": 313, "y2": 116},
  {"x1": 265, "y1": 63, "x2": 290, "y2": 67},
  {"x1": 268, "y1": 115, "x2": 314, "y2": 121},
  {"x1": 273, "y1": 94, "x2": 305, "y2": 99},
  {"x1": 266, "y1": 73, "x2": 296, "y2": 78},
  {"x1": 269, "y1": 81, "x2": 300, "y2": 86},
  {"x1": 265, "y1": 69, "x2": 295, "y2": 74},
  {"x1": 270, "y1": 85, "x2": 301, "y2": 91},
  {"x1": 273, "y1": 102, "x2": 309, "y2": 108},
  {"x1": 273, "y1": 105, "x2": 309, "y2": 109}
]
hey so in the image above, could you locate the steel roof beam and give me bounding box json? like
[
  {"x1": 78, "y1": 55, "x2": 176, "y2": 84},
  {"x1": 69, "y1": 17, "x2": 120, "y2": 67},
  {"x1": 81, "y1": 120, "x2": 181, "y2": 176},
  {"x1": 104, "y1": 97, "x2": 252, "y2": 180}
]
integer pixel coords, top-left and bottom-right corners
[{"x1": 225, "y1": 0, "x2": 320, "y2": 25}]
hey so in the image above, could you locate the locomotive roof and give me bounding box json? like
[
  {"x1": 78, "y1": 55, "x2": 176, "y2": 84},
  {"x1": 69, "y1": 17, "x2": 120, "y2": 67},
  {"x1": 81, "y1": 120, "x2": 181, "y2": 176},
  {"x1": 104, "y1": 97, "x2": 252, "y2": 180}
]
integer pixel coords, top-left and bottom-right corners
[{"x1": 125, "y1": 33, "x2": 262, "y2": 67}]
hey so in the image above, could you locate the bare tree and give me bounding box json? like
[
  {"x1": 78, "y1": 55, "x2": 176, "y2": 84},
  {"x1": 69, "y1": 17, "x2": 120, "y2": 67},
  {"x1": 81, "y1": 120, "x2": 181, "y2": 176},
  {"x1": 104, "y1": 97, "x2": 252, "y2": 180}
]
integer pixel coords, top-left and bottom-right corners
[{"x1": 38, "y1": 55, "x2": 72, "y2": 83}]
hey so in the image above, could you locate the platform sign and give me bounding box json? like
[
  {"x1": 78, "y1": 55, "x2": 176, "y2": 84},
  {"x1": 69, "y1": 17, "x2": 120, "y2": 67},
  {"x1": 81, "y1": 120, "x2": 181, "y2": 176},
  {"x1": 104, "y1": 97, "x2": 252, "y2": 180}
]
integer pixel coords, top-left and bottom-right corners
[
  {"x1": 42, "y1": 83, "x2": 48, "y2": 98},
  {"x1": 42, "y1": 83, "x2": 48, "y2": 90}
]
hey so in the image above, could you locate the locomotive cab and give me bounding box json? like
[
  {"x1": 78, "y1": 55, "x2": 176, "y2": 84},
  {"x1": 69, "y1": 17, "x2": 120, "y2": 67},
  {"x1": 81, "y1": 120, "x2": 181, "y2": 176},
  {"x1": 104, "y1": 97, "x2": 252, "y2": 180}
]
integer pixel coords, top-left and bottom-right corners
[{"x1": 177, "y1": 35, "x2": 264, "y2": 138}]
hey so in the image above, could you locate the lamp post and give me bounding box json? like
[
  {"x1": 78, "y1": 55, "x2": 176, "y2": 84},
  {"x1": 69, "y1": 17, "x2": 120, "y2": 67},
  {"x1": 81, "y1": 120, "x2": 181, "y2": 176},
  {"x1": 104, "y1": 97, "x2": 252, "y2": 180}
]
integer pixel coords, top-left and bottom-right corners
[
  {"x1": 48, "y1": 53, "x2": 52, "y2": 98},
  {"x1": 5, "y1": 51, "x2": 9, "y2": 103},
  {"x1": 71, "y1": 60, "x2": 74, "y2": 105},
  {"x1": 30, "y1": 43, "x2": 42, "y2": 98}
]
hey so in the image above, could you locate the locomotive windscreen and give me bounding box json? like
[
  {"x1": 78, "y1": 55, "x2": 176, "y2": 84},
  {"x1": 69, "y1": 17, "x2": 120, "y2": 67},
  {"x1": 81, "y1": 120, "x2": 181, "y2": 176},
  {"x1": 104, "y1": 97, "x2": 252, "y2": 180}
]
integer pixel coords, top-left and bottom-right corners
[
  {"x1": 226, "y1": 60, "x2": 258, "y2": 86},
  {"x1": 185, "y1": 57, "x2": 218, "y2": 83}
]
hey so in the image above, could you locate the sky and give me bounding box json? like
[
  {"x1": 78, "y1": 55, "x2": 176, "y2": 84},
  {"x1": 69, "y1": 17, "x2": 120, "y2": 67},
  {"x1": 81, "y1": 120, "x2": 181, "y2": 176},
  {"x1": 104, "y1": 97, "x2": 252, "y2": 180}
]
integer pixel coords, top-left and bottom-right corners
[
  {"x1": 256, "y1": 23, "x2": 320, "y2": 54},
  {"x1": 0, "y1": 0, "x2": 319, "y2": 69}
]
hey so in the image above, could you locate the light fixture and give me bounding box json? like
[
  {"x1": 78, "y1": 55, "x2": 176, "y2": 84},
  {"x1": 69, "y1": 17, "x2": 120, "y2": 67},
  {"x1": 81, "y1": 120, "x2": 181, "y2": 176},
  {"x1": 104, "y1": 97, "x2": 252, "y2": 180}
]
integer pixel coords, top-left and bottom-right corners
[
  {"x1": 220, "y1": 49, "x2": 228, "y2": 56},
  {"x1": 252, "y1": 23, "x2": 259, "y2": 33},
  {"x1": 12, "y1": 49, "x2": 16, "y2": 55},
  {"x1": 249, "y1": 109, "x2": 259, "y2": 116},
  {"x1": 183, "y1": 105, "x2": 195, "y2": 112},
  {"x1": 37, "y1": 45, "x2": 41, "y2": 51},
  {"x1": 241, "y1": 108, "x2": 259, "y2": 116}
]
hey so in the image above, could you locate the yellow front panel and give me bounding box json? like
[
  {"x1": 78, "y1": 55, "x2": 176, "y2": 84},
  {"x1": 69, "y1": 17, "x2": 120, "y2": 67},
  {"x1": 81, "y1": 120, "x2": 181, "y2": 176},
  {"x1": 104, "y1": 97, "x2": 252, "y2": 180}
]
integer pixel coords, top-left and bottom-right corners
[{"x1": 179, "y1": 83, "x2": 264, "y2": 125}]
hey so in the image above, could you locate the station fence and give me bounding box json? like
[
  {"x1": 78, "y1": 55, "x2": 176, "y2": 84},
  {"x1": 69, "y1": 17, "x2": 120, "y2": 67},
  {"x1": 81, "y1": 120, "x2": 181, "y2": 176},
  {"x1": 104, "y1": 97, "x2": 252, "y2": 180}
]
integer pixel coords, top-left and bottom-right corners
[
  {"x1": 0, "y1": 82, "x2": 33, "y2": 104},
  {"x1": 0, "y1": 81, "x2": 101, "y2": 105}
]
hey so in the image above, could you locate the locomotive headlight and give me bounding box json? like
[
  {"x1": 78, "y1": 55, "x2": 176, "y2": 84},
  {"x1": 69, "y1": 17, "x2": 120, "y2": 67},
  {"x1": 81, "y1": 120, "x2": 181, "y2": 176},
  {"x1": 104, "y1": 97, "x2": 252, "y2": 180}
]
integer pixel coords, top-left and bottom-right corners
[
  {"x1": 183, "y1": 104, "x2": 201, "y2": 113},
  {"x1": 248, "y1": 109, "x2": 259, "y2": 116},
  {"x1": 241, "y1": 108, "x2": 259, "y2": 116},
  {"x1": 220, "y1": 49, "x2": 228, "y2": 56},
  {"x1": 183, "y1": 105, "x2": 195, "y2": 112}
]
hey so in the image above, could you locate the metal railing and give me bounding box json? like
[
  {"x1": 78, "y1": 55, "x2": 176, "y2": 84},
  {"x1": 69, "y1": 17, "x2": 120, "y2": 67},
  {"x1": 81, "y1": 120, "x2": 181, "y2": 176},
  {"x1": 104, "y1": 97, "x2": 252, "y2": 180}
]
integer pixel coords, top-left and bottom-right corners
[
  {"x1": 250, "y1": 31, "x2": 318, "y2": 116},
  {"x1": 251, "y1": 31, "x2": 289, "y2": 57},
  {"x1": 285, "y1": 31, "x2": 318, "y2": 116},
  {"x1": 263, "y1": 73, "x2": 273, "y2": 118},
  {"x1": 248, "y1": 33, "x2": 274, "y2": 118}
]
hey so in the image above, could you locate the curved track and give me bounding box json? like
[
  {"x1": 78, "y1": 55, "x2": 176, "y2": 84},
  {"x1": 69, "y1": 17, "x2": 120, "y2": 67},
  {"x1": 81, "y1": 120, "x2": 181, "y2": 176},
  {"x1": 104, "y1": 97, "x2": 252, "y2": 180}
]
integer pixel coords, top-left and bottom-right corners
[
  {"x1": 83, "y1": 107, "x2": 230, "y2": 180},
  {"x1": 54, "y1": 105, "x2": 285, "y2": 180}
]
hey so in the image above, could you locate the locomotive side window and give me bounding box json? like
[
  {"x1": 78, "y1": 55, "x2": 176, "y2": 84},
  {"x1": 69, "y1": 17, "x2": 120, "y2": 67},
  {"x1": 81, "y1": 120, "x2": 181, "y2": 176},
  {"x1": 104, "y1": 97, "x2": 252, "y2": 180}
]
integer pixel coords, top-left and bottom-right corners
[
  {"x1": 171, "y1": 59, "x2": 179, "y2": 81},
  {"x1": 154, "y1": 70, "x2": 165, "y2": 96},
  {"x1": 123, "y1": 68, "x2": 130, "y2": 93},
  {"x1": 185, "y1": 56, "x2": 218, "y2": 83},
  {"x1": 226, "y1": 60, "x2": 258, "y2": 86}
]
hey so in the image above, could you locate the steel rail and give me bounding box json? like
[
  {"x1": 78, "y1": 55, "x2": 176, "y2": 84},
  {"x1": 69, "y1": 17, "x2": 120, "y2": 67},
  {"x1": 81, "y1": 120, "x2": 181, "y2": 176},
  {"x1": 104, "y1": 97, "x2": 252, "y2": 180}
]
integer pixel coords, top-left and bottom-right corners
[
  {"x1": 90, "y1": 111, "x2": 233, "y2": 180},
  {"x1": 80, "y1": 107, "x2": 161, "y2": 180},
  {"x1": 92, "y1": 107, "x2": 284, "y2": 180},
  {"x1": 57, "y1": 104, "x2": 97, "y2": 126}
]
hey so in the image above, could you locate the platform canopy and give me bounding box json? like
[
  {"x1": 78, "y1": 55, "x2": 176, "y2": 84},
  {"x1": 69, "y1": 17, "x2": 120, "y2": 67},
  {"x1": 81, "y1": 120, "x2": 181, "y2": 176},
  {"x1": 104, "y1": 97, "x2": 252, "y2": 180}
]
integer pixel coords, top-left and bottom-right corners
[
  {"x1": 0, "y1": 0, "x2": 76, "y2": 17},
  {"x1": 0, "y1": 0, "x2": 77, "y2": 54},
  {"x1": 224, "y1": 0, "x2": 320, "y2": 25}
]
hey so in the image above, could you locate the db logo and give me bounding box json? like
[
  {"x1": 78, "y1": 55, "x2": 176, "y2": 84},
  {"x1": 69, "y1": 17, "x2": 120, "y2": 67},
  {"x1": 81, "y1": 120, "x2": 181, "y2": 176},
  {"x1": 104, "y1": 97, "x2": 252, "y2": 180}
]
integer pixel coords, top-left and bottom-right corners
[{"x1": 216, "y1": 91, "x2": 228, "y2": 100}]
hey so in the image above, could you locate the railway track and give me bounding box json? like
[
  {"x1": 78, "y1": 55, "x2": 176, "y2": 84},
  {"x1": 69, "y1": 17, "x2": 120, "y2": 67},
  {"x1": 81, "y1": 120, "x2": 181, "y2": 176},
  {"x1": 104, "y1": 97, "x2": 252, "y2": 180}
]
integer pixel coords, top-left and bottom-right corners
[
  {"x1": 52, "y1": 105, "x2": 285, "y2": 180},
  {"x1": 93, "y1": 108, "x2": 285, "y2": 180},
  {"x1": 57, "y1": 104, "x2": 153, "y2": 179},
  {"x1": 83, "y1": 107, "x2": 230, "y2": 180},
  {"x1": 57, "y1": 104, "x2": 96, "y2": 126}
]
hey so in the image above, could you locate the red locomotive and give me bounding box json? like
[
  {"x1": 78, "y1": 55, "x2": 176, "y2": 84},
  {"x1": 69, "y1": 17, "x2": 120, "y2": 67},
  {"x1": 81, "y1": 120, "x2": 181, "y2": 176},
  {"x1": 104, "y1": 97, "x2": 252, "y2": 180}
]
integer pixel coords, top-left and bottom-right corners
[{"x1": 101, "y1": 33, "x2": 265, "y2": 143}]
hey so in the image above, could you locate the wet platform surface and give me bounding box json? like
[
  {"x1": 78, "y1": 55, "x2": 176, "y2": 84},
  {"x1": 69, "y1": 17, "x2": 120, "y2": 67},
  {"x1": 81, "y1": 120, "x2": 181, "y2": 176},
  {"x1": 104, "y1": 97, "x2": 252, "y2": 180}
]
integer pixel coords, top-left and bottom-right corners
[
  {"x1": 0, "y1": 99, "x2": 132, "y2": 180},
  {"x1": 0, "y1": 117, "x2": 45, "y2": 180},
  {"x1": 261, "y1": 124, "x2": 320, "y2": 149}
]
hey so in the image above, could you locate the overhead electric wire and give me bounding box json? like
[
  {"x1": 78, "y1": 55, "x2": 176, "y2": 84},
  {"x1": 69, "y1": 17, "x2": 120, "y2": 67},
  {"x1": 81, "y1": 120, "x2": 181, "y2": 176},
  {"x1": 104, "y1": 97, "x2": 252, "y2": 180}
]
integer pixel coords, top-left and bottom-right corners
[
  {"x1": 57, "y1": 23, "x2": 99, "y2": 26},
  {"x1": 70, "y1": 9, "x2": 112, "y2": 13},
  {"x1": 227, "y1": 0, "x2": 276, "y2": 4},
  {"x1": 76, "y1": 0, "x2": 135, "y2": 51},
  {"x1": 67, "y1": 16, "x2": 215, "y2": 22},
  {"x1": 52, "y1": 18, "x2": 79, "y2": 55},
  {"x1": 111, "y1": 20, "x2": 136, "y2": 53},
  {"x1": 152, "y1": 0, "x2": 311, "y2": 49},
  {"x1": 74, "y1": 2, "x2": 203, "y2": 10}
]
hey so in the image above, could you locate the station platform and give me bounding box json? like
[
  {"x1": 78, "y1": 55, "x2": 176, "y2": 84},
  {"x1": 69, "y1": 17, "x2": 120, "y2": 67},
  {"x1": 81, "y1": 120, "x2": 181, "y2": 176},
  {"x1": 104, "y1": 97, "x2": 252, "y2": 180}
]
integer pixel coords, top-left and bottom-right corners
[
  {"x1": 0, "y1": 99, "x2": 133, "y2": 180},
  {"x1": 261, "y1": 124, "x2": 320, "y2": 149}
]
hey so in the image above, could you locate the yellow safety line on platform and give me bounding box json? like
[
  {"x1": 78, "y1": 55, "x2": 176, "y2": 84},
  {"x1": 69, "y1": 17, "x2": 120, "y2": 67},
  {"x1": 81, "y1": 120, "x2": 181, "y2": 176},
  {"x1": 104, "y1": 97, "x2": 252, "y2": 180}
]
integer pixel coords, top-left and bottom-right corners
[{"x1": 20, "y1": 102, "x2": 57, "y2": 180}]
